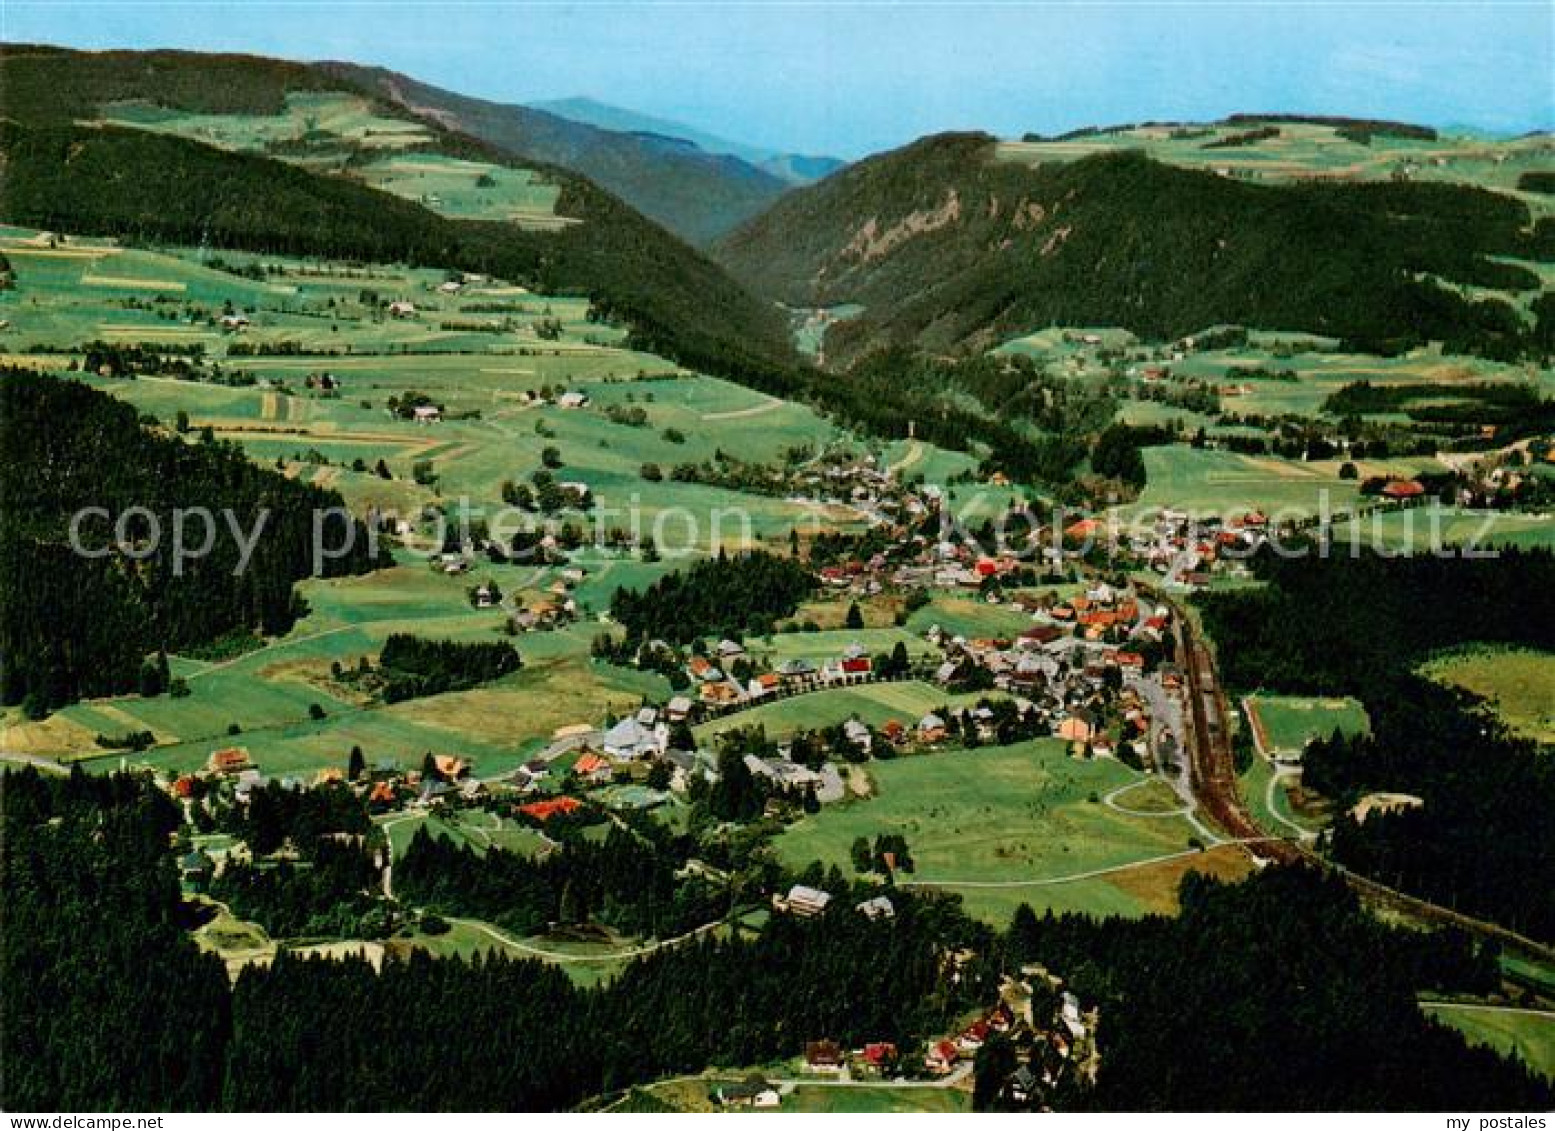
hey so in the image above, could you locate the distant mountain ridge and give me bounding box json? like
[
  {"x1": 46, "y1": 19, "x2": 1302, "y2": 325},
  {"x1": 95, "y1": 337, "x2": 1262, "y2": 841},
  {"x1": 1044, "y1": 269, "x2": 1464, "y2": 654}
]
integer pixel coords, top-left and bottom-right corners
[
  {"x1": 0, "y1": 44, "x2": 800, "y2": 390},
  {"x1": 529, "y1": 96, "x2": 846, "y2": 184},
  {"x1": 714, "y1": 131, "x2": 1553, "y2": 367},
  {"x1": 323, "y1": 65, "x2": 800, "y2": 245}
]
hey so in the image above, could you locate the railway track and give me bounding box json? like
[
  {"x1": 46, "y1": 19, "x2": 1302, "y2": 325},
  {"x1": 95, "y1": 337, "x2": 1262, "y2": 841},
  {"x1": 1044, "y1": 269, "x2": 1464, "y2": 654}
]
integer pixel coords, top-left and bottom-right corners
[{"x1": 1155, "y1": 587, "x2": 1555, "y2": 963}]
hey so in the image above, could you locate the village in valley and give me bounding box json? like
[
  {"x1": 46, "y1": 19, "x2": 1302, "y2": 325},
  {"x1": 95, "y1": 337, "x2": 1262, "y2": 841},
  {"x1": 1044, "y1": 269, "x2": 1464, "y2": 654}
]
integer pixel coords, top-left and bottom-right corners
[{"x1": 2, "y1": 33, "x2": 1553, "y2": 1114}]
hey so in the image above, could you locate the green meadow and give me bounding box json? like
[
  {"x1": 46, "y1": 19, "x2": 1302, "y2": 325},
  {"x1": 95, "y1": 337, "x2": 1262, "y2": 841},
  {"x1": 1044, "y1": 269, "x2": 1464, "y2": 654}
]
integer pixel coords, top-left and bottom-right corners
[
  {"x1": 774, "y1": 740, "x2": 1214, "y2": 923},
  {"x1": 0, "y1": 227, "x2": 1010, "y2": 781},
  {"x1": 1126, "y1": 446, "x2": 1361, "y2": 519},
  {"x1": 1243, "y1": 694, "x2": 1370, "y2": 758},
  {"x1": 995, "y1": 121, "x2": 1554, "y2": 207},
  {"x1": 1420, "y1": 1005, "x2": 1555, "y2": 1081},
  {"x1": 693, "y1": 680, "x2": 990, "y2": 745},
  {"x1": 1420, "y1": 647, "x2": 1555, "y2": 744}
]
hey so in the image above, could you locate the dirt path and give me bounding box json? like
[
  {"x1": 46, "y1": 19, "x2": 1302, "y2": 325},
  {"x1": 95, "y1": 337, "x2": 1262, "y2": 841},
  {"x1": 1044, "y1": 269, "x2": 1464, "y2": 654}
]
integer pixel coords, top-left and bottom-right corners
[
  {"x1": 701, "y1": 395, "x2": 784, "y2": 421},
  {"x1": 447, "y1": 914, "x2": 725, "y2": 963},
  {"x1": 1264, "y1": 768, "x2": 1318, "y2": 841},
  {"x1": 896, "y1": 840, "x2": 1279, "y2": 891},
  {"x1": 888, "y1": 440, "x2": 925, "y2": 475}
]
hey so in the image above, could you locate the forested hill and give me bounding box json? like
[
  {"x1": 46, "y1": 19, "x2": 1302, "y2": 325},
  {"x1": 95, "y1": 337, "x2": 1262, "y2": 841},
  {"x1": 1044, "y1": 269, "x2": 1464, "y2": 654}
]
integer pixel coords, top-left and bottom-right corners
[
  {"x1": 714, "y1": 132, "x2": 1554, "y2": 366},
  {"x1": 0, "y1": 45, "x2": 798, "y2": 388},
  {"x1": 0, "y1": 44, "x2": 795, "y2": 247},
  {"x1": 0, "y1": 119, "x2": 799, "y2": 394},
  {"x1": 320, "y1": 62, "x2": 793, "y2": 246},
  {"x1": 0, "y1": 371, "x2": 382, "y2": 711},
  {"x1": 0, "y1": 43, "x2": 356, "y2": 121}
]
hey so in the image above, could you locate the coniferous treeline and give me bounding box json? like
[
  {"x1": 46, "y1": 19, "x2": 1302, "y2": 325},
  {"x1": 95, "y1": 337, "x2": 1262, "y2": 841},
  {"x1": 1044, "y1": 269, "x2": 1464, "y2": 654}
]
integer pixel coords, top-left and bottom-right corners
[
  {"x1": 1322, "y1": 379, "x2": 1555, "y2": 435},
  {"x1": 212, "y1": 840, "x2": 385, "y2": 939},
  {"x1": 376, "y1": 634, "x2": 522, "y2": 702},
  {"x1": 0, "y1": 767, "x2": 233, "y2": 1111},
  {"x1": 1196, "y1": 547, "x2": 1555, "y2": 938},
  {"x1": 0, "y1": 371, "x2": 382, "y2": 709},
  {"x1": 609, "y1": 550, "x2": 816, "y2": 645},
  {"x1": 394, "y1": 822, "x2": 723, "y2": 939},
  {"x1": 1005, "y1": 867, "x2": 1550, "y2": 1111},
  {"x1": 5, "y1": 768, "x2": 1547, "y2": 1112}
]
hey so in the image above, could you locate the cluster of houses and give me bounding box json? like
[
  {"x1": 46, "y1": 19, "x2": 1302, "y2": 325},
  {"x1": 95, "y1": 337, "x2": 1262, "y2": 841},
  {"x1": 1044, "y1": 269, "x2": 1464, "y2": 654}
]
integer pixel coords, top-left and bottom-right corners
[
  {"x1": 920, "y1": 968, "x2": 1098, "y2": 1105},
  {"x1": 1121, "y1": 508, "x2": 1265, "y2": 588},
  {"x1": 163, "y1": 745, "x2": 491, "y2": 820},
  {"x1": 670, "y1": 636, "x2": 880, "y2": 711},
  {"x1": 758, "y1": 960, "x2": 1096, "y2": 1102},
  {"x1": 928, "y1": 582, "x2": 1177, "y2": 762},
  {"x1": 771, "y1": 885, "x2": 897, "y2": 920},
  {"x1": 977, "y1": 968, "x2": 1100, "y2": 1106}
]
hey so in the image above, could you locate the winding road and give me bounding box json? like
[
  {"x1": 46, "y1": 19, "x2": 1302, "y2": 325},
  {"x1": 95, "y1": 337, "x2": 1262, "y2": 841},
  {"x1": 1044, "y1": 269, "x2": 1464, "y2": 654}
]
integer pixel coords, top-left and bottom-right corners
[
  {"x1": 1154, "y1": 586, "x2": 1555, "y2": 965},
  {"x1": 446, "y1": 913, "x2": 726, "y2": 964}
]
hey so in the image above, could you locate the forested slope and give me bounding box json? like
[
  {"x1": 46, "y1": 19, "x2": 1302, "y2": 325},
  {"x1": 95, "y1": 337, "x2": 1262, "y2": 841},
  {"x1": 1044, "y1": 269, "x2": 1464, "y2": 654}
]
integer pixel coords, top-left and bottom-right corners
[
  {"x1": 0, "y1": 372, "x2": 382, "y2": 709},
  {"x1": 0, "y1": 120, "x2": 799, "y2": 393},
  {"x1": 716, "y1": 133, "x2": 1552, "y2": 365}
]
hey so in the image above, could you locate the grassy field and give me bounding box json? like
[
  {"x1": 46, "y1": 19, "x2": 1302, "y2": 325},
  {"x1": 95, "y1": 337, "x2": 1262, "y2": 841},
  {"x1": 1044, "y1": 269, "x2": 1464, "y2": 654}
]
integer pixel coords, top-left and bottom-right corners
[
  {"x1": 1243, "y1": 694, "x2": 1370, "y2": 759},
  {"x1": 0, "y1": 227, "x2": 907, "y2": 779},
  {"x1": 905, "y1": 593, "x2": 1036, "y2": 641},
  {"x1": 100, "y1": 96, "x2": 569, "y2": 232},
  {"x1": 1335, "y1": 504, "x2": 1555, "y2": 553},
  {"x1": 1125, "y1": 446, "x2": 1361, "y2": 520},
  {"x1": 693, "y1": 681, "x2": 992, "y2": 745},
  {"x1": 775, "y1": 1085, "x2": 973, "y2": 1113},
  {"x1": 774, "y1": 740, "x2": 1218, "y2": 923},
  {"x1": 744, "y1": 628, "x2": 936, "y2": 669},
  {"x1": 1421, "y1": 1005, "x2": 1555, "y2": 1081},
  {"x1": 995, "y1": 122, "x2": 1555, "y2": 209},
  {"x1": 1420, "y1": 647, "x2": 1555, "y2": 743},
  {"x1": 614, "y1": 1076, "x2": 973, "y2": 1113},
  {"x1": 377, "y1": 809, "x2": 552, "y2": 859}
]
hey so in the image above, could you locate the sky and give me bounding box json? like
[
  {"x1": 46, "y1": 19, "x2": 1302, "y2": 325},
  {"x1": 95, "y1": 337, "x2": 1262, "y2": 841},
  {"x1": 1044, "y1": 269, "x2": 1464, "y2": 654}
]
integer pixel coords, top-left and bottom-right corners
[{"x1": 3, "y1": 1, "x2": 1550, "y2": 158}]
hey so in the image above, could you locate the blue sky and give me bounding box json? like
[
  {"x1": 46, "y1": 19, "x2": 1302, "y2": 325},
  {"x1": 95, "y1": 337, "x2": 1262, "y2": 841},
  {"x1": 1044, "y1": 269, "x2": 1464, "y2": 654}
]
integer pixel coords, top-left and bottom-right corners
[{"x1": 3, "y1": 1, "x2": 1550, "y2": 157}]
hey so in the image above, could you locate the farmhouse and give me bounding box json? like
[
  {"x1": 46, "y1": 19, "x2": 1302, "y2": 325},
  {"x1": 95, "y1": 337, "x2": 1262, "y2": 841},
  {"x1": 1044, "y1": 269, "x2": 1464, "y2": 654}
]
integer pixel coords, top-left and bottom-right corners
[
  {"x1": 573, "y1": 751, "x2": 613, "y2": 783},
  {"x1": 602, "y1": 717, "x2": 664, "y2": 760},
  {"x1": 207, "y1": 747, "x2": 252, "y2": 775},
  {"x1": 856, "y1": 895, "x2": 896, "y2": 920},
  {"x1": 858, "y1": 1042, "x2": 898, "y2": 1073},
  {"x1": 804, "y1": 1040, "x2": 846, "y2": 1073},
  {"x1": 925, "y1": 1040, "x2": 960, "y2": 1074},
  {"x1": 388, "y1": 300, "x2": 417, "y2": 318},
  {"x1": 412, "y1": 404, "x2": 442, "y2": 424},
  {"x1": 778, "y1": 884, "x2": 833, "y2": 918},
  {"x1": 918, "y1": 712, "x2": 947, "y2": 742},
  {"x1": 1056, "y1": 710, "x2": 1095, "y2": 743},
  {"x1": 713, "y1": 1076, "x2": 780, "y2": 1108}
]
